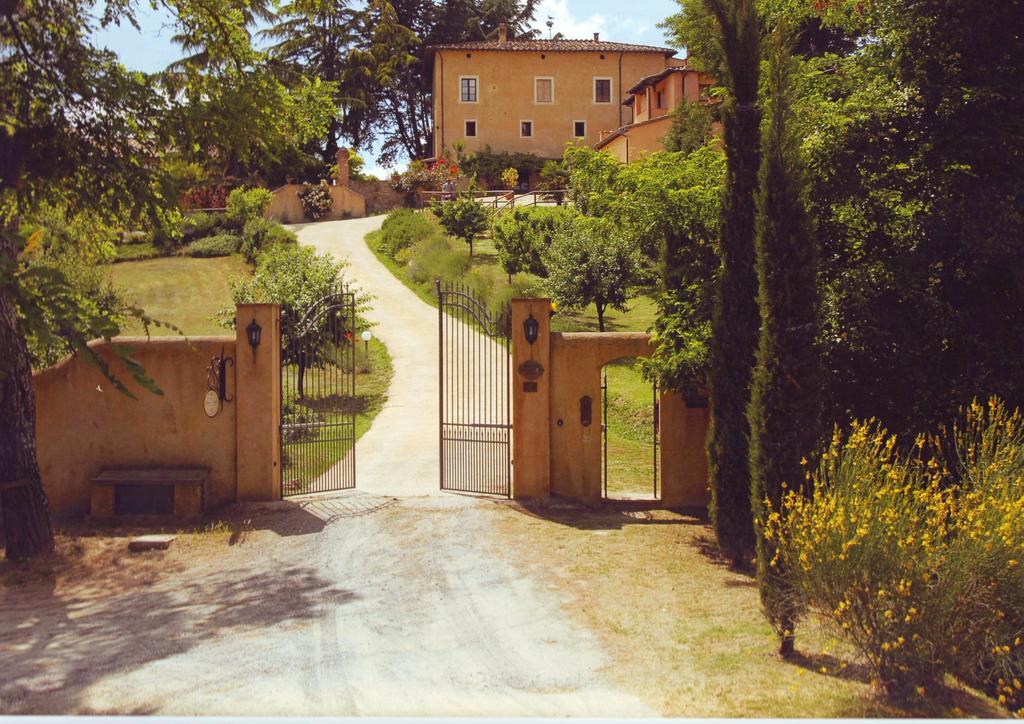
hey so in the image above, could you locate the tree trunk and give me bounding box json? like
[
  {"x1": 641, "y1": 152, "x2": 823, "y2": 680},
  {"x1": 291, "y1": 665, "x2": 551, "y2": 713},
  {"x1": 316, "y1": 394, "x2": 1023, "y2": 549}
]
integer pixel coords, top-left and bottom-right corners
[
  {"x1": 0, "y1": 232, "x2": 55, "y2": 560},
  {"x1": 596, "y1": 303, "x2": 606, "y2": 332}
]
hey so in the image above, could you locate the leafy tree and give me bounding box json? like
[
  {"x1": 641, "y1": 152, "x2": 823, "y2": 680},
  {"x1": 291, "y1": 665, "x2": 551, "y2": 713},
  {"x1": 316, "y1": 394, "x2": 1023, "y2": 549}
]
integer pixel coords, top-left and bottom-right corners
[
  {"x1": 432, "y1": 196, "x2": 488, "y2": 256},
  {"x1": 0, "y1": 0, "x2": 189, "y2": 558},
  {"x1": 662, "y1": 99, "x2": 715, "y2": 154},
  {"x1": 546, "y1": 220, "x2": 642, "y2": 332},
  {"x1": 263, "y1": 0, "x2": 417, "y2": 161},
  {"x1": 698, "y1": 0, "x2": 763, "y2": 568},
  {"x1": 747, "y1": 30, "x2": 822, "y2": 658},
  {"x1": 490, "y1": 206, "x2": 575, "y2": 278},
  {"x1": 223, "y1": 244, "x2": 367, "y2": 397},
  {"x1": 643, "y1": 143, "x2": 726, "y2": 391},
  {"x1": 801, "y1": 0, "x2": 1024, "y2": 437},
  {"x1": 562, "y1": 144, "x2": 621, "y2": 215}
]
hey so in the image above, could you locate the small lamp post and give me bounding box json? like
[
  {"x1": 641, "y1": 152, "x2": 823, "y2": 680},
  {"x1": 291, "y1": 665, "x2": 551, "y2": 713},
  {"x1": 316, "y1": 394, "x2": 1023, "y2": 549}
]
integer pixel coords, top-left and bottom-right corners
[
  {"x1": 246, "y1": 318, "x2": 262, "y2": 360},
  {"x1": 361, "y1": 329, "x2": 373, "y2": 368}
]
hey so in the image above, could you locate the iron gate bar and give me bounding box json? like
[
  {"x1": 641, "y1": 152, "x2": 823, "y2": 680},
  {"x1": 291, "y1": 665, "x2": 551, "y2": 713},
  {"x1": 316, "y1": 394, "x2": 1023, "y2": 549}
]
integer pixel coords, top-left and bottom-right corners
[
  {"x1": 280, "y1": 284, "x2": 357, "y2": 497},
  {"x1": 437, "y1": 280, "x2": 511, "y2": 497}
]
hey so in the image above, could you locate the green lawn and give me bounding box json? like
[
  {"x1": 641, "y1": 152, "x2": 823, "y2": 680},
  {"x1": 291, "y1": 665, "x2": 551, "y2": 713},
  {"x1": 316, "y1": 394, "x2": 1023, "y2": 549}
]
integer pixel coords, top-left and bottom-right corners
[
  {"x1": 281, "y1": 338, "x2": 393, "y2": 493},
  {"x1": 603, "y1": 358, "x2": 659, "y2": 499},
  {"x1": 107, "y1": 254, "x2": 251, "y2": 336},
  {"x1": 366, "y1": 225, "x2": 659, "y2": 334}
]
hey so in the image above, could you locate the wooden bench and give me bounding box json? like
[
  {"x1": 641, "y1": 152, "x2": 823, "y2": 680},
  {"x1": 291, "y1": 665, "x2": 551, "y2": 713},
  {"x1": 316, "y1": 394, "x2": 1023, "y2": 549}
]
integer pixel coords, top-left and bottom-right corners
[{"x1": 91, "y1": 468, "x2": 207, "y2": 518}]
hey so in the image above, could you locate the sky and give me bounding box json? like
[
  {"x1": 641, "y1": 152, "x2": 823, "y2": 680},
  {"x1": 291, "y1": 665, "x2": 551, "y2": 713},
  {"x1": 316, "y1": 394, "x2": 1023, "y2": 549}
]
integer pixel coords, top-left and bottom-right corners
[{"x1": 93, "y1": 0, "x2": 683, "y2": 176}]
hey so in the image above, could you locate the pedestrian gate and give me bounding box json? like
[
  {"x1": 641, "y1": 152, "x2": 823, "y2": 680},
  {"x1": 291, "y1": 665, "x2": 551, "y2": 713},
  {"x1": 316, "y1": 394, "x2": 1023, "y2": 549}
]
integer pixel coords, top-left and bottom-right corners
[
  {"x1": 437, "y1": 281, "x2": 512, "y2": 496},
  {"x1": 280, "y1": 287, "x2": 357, "y2": 496}
]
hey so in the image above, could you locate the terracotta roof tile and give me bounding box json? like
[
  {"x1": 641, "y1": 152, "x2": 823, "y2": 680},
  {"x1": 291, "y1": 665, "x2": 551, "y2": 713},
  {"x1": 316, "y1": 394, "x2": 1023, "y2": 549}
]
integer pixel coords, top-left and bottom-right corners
[{"x1": 426, "y1": 39, "x2": 677, "y2": 56}]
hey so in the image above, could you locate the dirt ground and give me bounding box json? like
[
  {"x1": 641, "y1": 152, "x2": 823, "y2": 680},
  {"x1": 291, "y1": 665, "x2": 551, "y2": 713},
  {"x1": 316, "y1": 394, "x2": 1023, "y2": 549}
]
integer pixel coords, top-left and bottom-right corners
[{"x1": 1, "y1": 493, "x2": 1003, "y2": 717}]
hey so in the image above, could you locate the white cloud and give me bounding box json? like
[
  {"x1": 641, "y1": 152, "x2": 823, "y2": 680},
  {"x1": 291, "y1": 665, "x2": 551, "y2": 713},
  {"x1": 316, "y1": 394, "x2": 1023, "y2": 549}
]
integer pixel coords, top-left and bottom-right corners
[{"x1": 531, "y1": 0, "x2": 607, "y2": 40}]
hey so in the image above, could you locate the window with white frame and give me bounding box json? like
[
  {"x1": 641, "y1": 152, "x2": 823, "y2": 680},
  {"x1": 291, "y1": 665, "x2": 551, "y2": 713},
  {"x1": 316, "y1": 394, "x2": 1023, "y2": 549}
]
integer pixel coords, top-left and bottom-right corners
[
  {"x1": 573, "y1": 120, "x2": 586, "y2": 138},
  {"x1": 465, "y1": 120, "x2": 477, "y2": 137},
  {"x1": 594, "y1": 77, "x2": 612, "y2": 104},
  {"x1": 534, "y1": 77, "x2": 553, "y2": 104},
  {"x1": 520, "y1": 120, "x2": 533, "y2": 138},
  {"x1": 460, "y1": 76, "x2": 478, "y2": 103}
]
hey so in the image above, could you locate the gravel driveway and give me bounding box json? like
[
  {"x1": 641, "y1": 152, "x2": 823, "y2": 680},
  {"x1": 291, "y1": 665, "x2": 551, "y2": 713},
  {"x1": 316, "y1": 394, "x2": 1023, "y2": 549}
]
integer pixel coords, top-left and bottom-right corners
[
  {"x1": 1, "y1": 494, "x2": 653, "y2": 715},
  {"x1": 0, "y1": 218, "x2": 654, "y2": 716}
]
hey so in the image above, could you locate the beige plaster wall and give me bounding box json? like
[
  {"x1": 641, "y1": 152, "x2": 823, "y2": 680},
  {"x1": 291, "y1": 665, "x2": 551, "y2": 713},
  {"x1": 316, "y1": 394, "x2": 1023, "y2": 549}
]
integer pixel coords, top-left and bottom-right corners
[
  {"x1": 548, "y1": 332, "x2": 653, "y2": 501},
  {"x1": 511, "y1": 298, "x2": 553, "y2": 498},
  {"x1": 510, "y1": 299, "x2": 710, "y2": 508},
  {"x1": 433, "y1": 49, "x2": 671, "y2": 159},
  {"x1": 234, "y1": 304, "x2": 282, "y2": 502},
  {"x1": 266, "y1": 184, "x2": 367, "y2": 224},
  {"x1": 659, "y1": 391, "x2": 711, "y2": 507},
  {"x1": 600, "y1": 115, "x2": 673, "y2": 163},
  {"x1": 33, "y1": 337, "x2": 239, "y2": 516}
]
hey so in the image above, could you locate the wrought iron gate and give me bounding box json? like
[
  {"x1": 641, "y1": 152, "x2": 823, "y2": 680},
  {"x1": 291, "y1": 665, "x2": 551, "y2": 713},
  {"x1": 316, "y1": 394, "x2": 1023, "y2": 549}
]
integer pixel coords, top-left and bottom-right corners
[
  {"x1": 602, "y1": 370, "x2": 660, "y2": 499},
  {"x1": 280, "y1": 286, "x2": 357, "y2": 497},
  {"x1": 437, "y1": 281, "x2": 512, "y2": 496}
]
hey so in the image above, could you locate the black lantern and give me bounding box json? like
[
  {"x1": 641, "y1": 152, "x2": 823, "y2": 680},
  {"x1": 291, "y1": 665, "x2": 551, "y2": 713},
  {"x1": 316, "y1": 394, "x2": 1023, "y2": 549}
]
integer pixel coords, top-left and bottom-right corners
[
  {"x1": 246, "y1": 318, "x2": 262, "y2": 355},
  {"x1": 523, "y1": 313, "x2": 540, "y2": 345}
]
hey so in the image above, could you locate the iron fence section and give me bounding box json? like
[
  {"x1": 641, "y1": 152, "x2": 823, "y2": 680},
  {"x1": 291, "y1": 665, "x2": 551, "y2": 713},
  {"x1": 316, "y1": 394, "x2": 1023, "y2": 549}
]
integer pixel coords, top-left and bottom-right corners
[{"x1": 280, "y1": 286, "x2": 357, "y2": 496}]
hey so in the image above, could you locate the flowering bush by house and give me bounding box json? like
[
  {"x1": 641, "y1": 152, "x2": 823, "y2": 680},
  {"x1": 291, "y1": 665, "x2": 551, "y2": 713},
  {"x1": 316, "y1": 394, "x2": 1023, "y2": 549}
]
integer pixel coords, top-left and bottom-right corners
[
  {"x1": 391, "y1": 157, "x2": 460, "y2": 193},
  {"x1": 297, "y1": 182, "x2": 333, "y2": 220}
]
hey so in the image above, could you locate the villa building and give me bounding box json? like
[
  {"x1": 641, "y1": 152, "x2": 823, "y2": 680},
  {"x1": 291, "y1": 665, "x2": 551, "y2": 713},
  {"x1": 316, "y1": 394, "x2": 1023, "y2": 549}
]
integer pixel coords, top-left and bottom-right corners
[
  {"x1": 595, "y1": 63, "x2": 717, "y2": 163},
  {"x1": 426, "y1": 25, "x2": 682, "y2": 163}
]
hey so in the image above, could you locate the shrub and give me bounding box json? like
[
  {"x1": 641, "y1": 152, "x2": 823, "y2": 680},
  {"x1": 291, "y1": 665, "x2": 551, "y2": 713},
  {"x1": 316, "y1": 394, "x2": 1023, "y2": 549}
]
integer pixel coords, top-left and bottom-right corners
[
  {"x1": 379, "y1": 208, "x2": 439, "y2": 258},
  {"x1": 431, "y1": 196, "x2": 488, "y2": 255},
  {"x1": 115, "y1": 242, "x2": 161, "y2": 262},
  {"x1": 406, "y1": 234, "x2": 470, "y2": 285},
  {"x1": 226, "y1": 186, "x2": 274, "y2": 226},
  {"x1": 490, "y1": 206, "x2": 576, "y2": 278},
  {"x1": 768, "y1": 400, "x2": 1024, "y2": 709},
  {"x1": 298, "y1": 182, "x2": 333, "y2": 220},
  {"x1": 500, "y1": 167, "x2": 519, "y2": 189},
  {"x1": 240, "y1": 217, "x2": 296, "y2": 263},
  {"x1": 181, "y1": 211, "x2": 227, "y2": 243},
  {"x1": 185, "y1": 233, "x2": 240, "y2": 258}
]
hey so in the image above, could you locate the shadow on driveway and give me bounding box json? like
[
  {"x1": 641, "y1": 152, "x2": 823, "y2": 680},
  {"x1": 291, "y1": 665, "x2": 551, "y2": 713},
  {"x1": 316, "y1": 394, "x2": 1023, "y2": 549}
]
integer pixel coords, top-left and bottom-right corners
[{"x1": 0, "y1": 558, "x2": 355, "y2": 713}]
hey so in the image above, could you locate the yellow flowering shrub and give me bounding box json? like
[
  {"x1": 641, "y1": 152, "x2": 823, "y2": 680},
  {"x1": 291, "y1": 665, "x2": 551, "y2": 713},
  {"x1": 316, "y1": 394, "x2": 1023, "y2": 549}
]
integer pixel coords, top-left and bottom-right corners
[
  {"x1": 767, "y1": 399, "x2": 1024, "y2": 712},
  {"x1": 943, "y1": 400, "x2": 1024, "y2": 713}
]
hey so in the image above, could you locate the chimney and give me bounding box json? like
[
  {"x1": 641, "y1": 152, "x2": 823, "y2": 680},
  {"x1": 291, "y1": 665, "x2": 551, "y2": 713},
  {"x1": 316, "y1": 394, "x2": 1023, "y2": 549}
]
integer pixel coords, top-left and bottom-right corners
[
  {"x1": 498, "y1": 23, "x2": 508, "y2": 44},
  {"x1": 593, "y1": 32, "x2": 600, "y2": 41},
  {"x1": 335, "y1": 148, "x2": 349, "y2": 188}
]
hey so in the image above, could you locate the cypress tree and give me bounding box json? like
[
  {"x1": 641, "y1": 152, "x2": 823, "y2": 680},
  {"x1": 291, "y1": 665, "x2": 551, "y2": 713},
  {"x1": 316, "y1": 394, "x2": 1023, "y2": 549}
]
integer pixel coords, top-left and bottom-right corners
[
  {"x1": 748, "y1": 30, "x2": 823, "y2": 658},
  {"x1": 703, "y1": 0, "x2": 762, "y2": 568}
]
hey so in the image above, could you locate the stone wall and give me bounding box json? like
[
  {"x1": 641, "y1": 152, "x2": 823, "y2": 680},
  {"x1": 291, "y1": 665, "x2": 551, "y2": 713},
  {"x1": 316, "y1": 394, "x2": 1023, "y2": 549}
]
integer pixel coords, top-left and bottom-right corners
[{"x1": 350, "y1": 178, "x2": 407, "y2": 214}]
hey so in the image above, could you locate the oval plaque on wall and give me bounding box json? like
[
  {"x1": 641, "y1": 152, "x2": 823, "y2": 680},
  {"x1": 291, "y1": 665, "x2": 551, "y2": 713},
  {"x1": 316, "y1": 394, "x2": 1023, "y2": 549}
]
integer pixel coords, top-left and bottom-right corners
[
  {"x1": 204, "y1": 389, "x2": 221, "y2": 418},
  {"x1": 517, "y1": 359, "x2": 545, "y2": 381}
]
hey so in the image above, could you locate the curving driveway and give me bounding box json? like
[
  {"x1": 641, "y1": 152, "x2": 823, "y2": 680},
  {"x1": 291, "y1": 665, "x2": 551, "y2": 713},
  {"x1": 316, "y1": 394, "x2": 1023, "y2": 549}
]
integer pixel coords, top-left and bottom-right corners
[
  {"x1": 0, "y1": 217, "x2": 655, "y2": 716},
  {"x1": 295, "y1": 217, "x2": 440, "y2": 496}
]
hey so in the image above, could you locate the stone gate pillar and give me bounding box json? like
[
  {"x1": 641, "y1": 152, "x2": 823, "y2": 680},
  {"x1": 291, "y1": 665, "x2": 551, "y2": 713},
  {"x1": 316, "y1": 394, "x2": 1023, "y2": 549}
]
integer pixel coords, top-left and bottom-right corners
[
  {"x1": 511, "y1": 298, "x2": 552, "y2": 499},
  {"x1": 235, "y1": 303, "x2": 282, "y2": 501}
]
